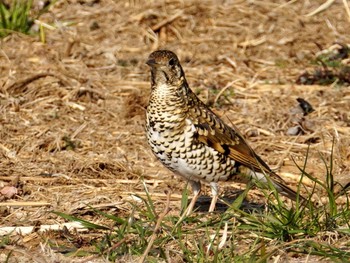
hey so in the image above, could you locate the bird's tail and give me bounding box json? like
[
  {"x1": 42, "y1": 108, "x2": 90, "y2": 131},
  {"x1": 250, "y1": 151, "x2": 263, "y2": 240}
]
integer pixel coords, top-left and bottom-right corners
[
  {"x1": 238, "y1": 166, "x2": 306, "y2": 203},
  {"x1": 270, "y1": 176, "x2": 306, "y2": 203}
]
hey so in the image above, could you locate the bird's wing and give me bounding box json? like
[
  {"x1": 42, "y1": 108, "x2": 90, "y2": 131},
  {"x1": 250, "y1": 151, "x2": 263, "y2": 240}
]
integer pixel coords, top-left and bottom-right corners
[
  {"x1": 189, "y1": 105, "x2": 302, "y2": 201},
  {"x1": 188, "y1": 100, "x2": 286, "y2": 185},
  {"x1": 195, "y1": 118, "x2": 272, "y2": 173}
]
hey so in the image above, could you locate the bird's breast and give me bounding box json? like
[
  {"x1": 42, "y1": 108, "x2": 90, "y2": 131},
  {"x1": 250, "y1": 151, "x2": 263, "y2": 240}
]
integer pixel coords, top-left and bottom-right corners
[
  {"x1": 146, "y1": 107, "x2": 235, "y2": 183},
  {"x1": 146, "y1": 88, "x2": 236, "y2": 183}
]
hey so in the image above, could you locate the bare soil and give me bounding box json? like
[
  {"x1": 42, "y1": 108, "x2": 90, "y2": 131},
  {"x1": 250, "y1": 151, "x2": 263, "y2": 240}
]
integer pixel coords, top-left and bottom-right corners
[{"x1": 0, "y1": 0, "x2": 350, "y2": 262}]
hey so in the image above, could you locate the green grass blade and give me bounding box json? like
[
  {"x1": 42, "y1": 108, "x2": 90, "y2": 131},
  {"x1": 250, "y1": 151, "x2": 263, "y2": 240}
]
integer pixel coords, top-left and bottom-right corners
[
  {"x1": 84, "y1": 205, "x2": 127, "y2": 225},
  {"x1": 0, "y1": 3, "x2": 8, "y2": 31},
  {"x1": 52, "y1": 211, "x2": 110, "y2": 230},
  {"x1": 230, "y1": 181, "x2": 252, "y2": 210},
  {"x1": 0, "y1": 0, "x2": 48, "y2": 37},
  {"x1": 141, "y1": 180, "x2": 156, "y2": 219}
]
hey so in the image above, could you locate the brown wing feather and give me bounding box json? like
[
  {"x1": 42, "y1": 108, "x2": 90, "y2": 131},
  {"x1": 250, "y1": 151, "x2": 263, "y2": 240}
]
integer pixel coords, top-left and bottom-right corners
[
  {"x1": 189, "y1": 96, "x2": 286, "y2": 184},
  {"x1": 193, "y1": 111, "x2": 270, "y2": 172},
  {"x1": 197, "y1": 124, "x2": 279, "y2": 176},
  {"x1": 195, "y1": 120, "x2": 301, "y2": 201}
]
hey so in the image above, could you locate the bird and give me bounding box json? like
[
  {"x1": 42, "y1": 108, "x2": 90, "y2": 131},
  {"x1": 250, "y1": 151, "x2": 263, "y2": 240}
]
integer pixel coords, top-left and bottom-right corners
[{"x1": 145, "y1": 50, "x2": 304, "y2": 215}]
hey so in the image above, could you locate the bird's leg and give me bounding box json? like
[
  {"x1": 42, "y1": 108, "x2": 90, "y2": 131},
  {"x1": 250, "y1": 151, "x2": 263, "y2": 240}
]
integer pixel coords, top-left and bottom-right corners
[
  {"x1": 209, "y1": 182, "x2": 218, "y2": 213},
  {"x1": 184, "y1": 181, "x2": 201, "y2": 216}
]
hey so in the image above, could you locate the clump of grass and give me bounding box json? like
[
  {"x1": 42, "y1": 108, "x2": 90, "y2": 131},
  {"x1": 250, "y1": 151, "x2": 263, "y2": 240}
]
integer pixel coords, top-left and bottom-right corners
[
  {"x1": 0, "y1": 0, "x2": 55, "y2": 38},
  {"x1": 1, "y1": 235, "x2": 17, "y2": 262},
  {"x1": 297, "y1": 44, "x2": 350, "y2": 85},
  {"x1": 0, "y1": 0, "x2": 34, "y2": 37},
  {"x1": 225, "y1": 143, "x2": 350, "y2": 261},
  {"x1": 53, "y1": 144, "x2": 350, "y2": 262}
]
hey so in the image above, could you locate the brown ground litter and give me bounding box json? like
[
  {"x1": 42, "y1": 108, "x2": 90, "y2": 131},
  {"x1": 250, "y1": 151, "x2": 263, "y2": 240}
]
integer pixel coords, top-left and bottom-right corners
[{"x1": 0, "y1": 0, "x2": 349, "y2": 262}]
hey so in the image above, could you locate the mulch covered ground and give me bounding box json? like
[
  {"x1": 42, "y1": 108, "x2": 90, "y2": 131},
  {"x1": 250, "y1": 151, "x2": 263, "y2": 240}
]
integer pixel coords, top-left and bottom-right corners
[{"x1": 0, "y1": 0, "x2": 349, "y2": 261}]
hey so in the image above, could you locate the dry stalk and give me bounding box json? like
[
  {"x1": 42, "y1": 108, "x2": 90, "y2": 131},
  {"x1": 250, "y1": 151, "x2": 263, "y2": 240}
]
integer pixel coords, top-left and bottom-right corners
[
  {"x1": 306, "y1": 0, "x2": 335, "y2": 17},
  {"x1": 139, "y1": 190, "x2": 171, "y2": 263},
  {"x1": 151, "y1": 11, "x2": 184, "y2": 32},
  {"x1": 5, "y1": 72, "x2": 71, "y2": 94}
]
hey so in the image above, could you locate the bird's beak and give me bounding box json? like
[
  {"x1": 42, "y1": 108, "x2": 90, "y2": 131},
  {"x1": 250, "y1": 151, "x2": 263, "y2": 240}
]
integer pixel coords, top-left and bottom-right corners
[{"x1": 146, "y1": 58, "x2": 157, "y2": 67}]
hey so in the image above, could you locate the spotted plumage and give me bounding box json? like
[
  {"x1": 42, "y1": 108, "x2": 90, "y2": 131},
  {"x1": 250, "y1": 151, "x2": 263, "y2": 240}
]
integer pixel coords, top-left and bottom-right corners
[{"x1": 145, "y1": 50, "x2": 303, "y2": 214}]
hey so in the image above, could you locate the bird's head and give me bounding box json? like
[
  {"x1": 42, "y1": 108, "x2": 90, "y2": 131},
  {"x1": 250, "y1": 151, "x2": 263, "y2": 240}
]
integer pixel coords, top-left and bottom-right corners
[{"x1": 146, "y1": 50, "x2": 185, "y2": 87}]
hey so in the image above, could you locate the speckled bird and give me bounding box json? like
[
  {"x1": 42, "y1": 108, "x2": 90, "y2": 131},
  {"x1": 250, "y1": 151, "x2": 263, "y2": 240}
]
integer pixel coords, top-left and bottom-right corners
[{"x1": 145, "y1": 50, "x2": 303, "y2": 215}]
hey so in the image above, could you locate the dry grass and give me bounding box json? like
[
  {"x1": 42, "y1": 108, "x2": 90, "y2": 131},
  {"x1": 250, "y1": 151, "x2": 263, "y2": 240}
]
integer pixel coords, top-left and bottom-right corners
[{"x1": 0, "y1": 0, "x2": 350, "y2": 261}]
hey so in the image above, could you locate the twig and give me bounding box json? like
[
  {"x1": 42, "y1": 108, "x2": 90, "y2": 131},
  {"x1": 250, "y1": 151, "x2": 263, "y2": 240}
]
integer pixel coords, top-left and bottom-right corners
[
  {"x1": 213, "y1": 80, "x2": 239, "y2": 105},
  {"x1": 106, "y1": 235, "x2": 132, "y2": 254},
  {"x1": 5, "y1": 72, "x2": 71, "y2": 94},
  {"x1": 218, "y1": 222, "x2": 228, "y2": 250},
  {"x1": 75, "y1": 235, "x2": 133, "y2": 263},
  {"x1": 275, "y1": 0, "x2": 298, "y2": 10},
  {"x1": 275, "y1": 135, "x2": 300, "y2": 170},
  {"x1": 306, "y1": 0, "x2": 335, "y2": 16},
  {"x1": 139, "y1": 190, "x2": 171, "y2": 263},
  {"x1": 342, "y1": 0, "x2": 350, "y2": 22},
  {"x1": 0, "y1": 222, "x2": 86, "y2": 236},
  {"x1": 71, "y1": 122, "x2": 88, "y2": 139},
  {"x1": 151, "y1": 11, "x2": 183, "y2": 32},
  {"x1": 0, "y1": 201, "x2": 51, "y2": 207}
]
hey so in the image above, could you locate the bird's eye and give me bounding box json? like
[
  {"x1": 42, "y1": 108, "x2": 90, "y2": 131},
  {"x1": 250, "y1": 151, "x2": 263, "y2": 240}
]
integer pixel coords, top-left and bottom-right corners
[{"x1": 168, "y1": 58, "x2": 175, "y2": 66}]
